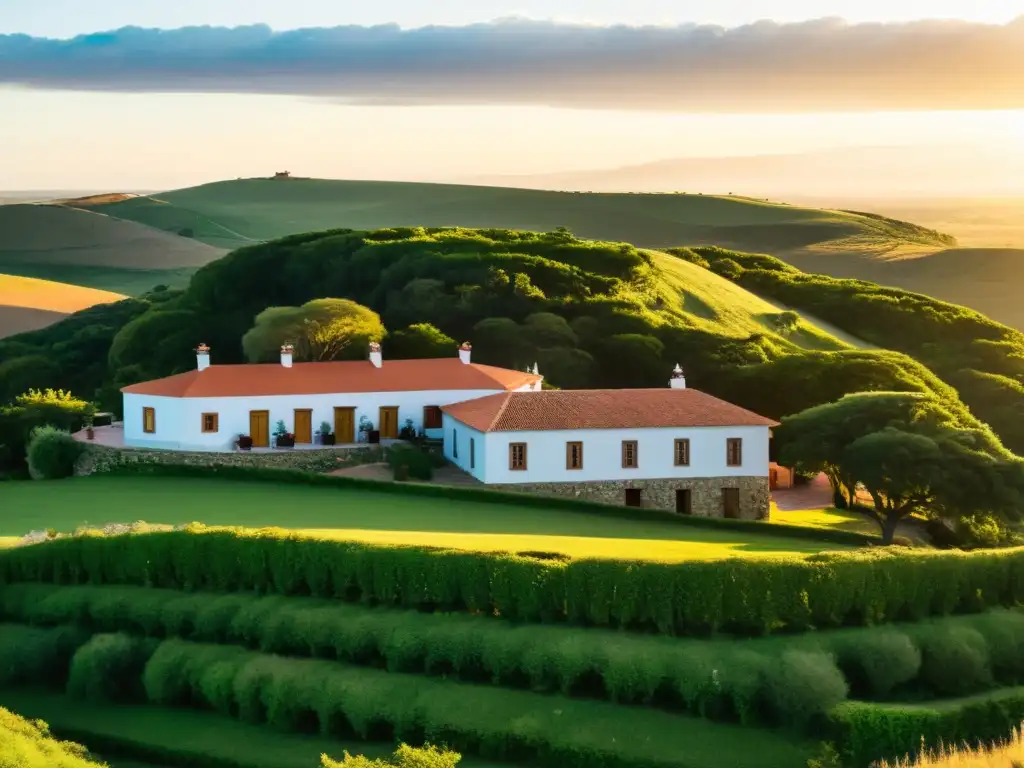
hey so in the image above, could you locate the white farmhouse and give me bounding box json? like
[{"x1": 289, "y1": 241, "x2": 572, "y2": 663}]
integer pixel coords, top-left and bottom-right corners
[
  {"x1": 441, "y1": 366, "x2": 777, "y2": 519},
  {"x1": 121, "y1": 342, "x2": 541, "y2": 451},
  {"x1": 119, "y1": 343, "x2": 777, "y2": 518}
]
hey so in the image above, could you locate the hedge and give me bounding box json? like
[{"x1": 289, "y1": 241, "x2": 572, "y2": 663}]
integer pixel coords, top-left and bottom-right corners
[
  {"x1": 0, "y1": 623, "x2": 89, "y2": 689},
  {"x1": 0, "y1": 582, "x2": 848, "y2": 727},
  {"x1": 135, "y1": 638, "x2": 814, "y2": 768},
  {"x1": 830, "y1": 687, "x2": 1024, "y2": 767},
  {"x1": 3, "y1": 526, "x2": 1024, "y2": 636},
  {"x1": 99, "y1": 461, "x2": 875, "y2": 548}
]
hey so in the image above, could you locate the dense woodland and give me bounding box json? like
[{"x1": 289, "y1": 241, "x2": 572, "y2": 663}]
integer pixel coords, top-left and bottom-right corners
[
  {"x1": 0, "y1": 226, "x2": 1021, "y2": 468},
  {"x1": 676, "y1": 247, "x2": 1024, "y2": 454}
]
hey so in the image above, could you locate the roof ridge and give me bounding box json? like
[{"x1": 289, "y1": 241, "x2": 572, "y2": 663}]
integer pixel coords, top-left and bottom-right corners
[{"x1": 487, "y1": 392, "x2": 516, "y2": 432}]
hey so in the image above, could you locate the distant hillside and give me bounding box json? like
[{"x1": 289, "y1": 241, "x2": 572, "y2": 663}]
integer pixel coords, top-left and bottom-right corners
[
  {"x1": 0, "y1": 204, "x2": 225, "y2": 295},
  {"x1": 0, "y1": 274, "x2": 125, "y2": 338},
  {"x1": 93, "y1": 178, "x2": 953, "y2": 255}
]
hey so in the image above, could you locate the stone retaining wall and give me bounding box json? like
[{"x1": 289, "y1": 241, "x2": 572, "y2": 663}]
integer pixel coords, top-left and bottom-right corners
[
  {"x1": 75, "y1": 443, "x2": 381, "y2": 476},
  {"x1": 488, "y1": 476, "x2": 771, "y2": 520}
]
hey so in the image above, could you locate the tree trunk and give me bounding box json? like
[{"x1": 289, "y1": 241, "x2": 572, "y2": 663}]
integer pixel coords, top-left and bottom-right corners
[{"x1": 880, "y1": 515, "x2": 901, "y2": 545}]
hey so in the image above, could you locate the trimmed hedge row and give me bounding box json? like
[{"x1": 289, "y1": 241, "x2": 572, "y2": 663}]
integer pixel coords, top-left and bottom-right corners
[
  {"x1": 135, "y1": 638, "x2": 814, "y2": 768},
  {"x1": 4, "y1": 526, "x2": 1024, "y2": 636},
  {"x1": 0, "y1": 623, "x2": 89, "y2": 689},
  {"x1": 0, "y1": 582, "x2": 847, "y2": 727},
  {"x1": 7, "y1": 583, "x2": 1024, "y2": 709},
  {"x1": 830, "y1": 687, "x2": 1024, "y2": 767},
  {"x1": 100, "y1": 461, "x2": 876, "y2": 547}
]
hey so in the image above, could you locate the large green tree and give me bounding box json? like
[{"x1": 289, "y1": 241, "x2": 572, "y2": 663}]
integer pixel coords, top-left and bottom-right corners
[
  {"x1": 241, "y1": 299, "x2": 385, "y2": 362},
  {"x1": 777, "y1": 392, "x2": 1023, "y2": 543}
]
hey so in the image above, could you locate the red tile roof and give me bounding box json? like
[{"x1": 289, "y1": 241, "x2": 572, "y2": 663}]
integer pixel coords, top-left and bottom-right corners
[
  {"x1": 122, "y1": 359, "x2": 540, "y2": 398},
  {"x1": 441, "y1": 389, "x2": 778, "y2": 432}
]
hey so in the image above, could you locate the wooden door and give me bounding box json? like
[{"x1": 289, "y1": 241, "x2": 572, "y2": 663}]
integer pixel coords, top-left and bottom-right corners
[
  {"x1": 334, "y1": 407, "x2": 355, "y2": 444},
  {"x1": 379, "y1": 406, "x2": 399, "y2": 439},
  {"x1": 675, "y1": 489, "x2": 692, "y2": 515},
  {"x1": 722, "y1": 488, "x2": 741, "y2": 519},
  {"x1": 294, "y1": 409, "x2": 312, "y2": 444},
  {"x1": 249, "y1": 410, "x2": 270, "y2": 448}
]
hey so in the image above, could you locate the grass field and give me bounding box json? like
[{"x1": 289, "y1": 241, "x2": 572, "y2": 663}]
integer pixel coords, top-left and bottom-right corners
[
  {"x1": 0, "y1": 274, "x2": 126, "y2": 339},
  {"x1": 0, "y1": 203, "x2": 225, "y2": 295},
  {"x1": 0, "y1": 476, "x2": 851, "y2": 561}
]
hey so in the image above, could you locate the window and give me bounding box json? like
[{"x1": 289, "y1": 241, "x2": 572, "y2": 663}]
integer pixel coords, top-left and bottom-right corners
[
  {"x1": 566, "y1": 441, "x2": 583, "y2": 470},
  {"x1": 470, "y1": 438, "x2": 476, "y2": 469},
  {"x1": 201, "y1": 413, "x2": 219, "y2": 433},
  {"x1": 621, "y1": 440, "x2": 638, "y2": 469},
  {"x1": 142, "y1": 407, "x2": 156, "y2": 434},
  {"x1": 624, "y1": 489, "x2": 643, "y2": 507},
  {"x1": 509, "y1": 443, "x2": 527, "y2": 471},
  {"x1": 423, "y1": 406, "x2": 443, "y2": 429},
  {"x1": 674, "y1": 438, "x2": 690, "y2": 466},
  {"x1": 453, "y1": 428, "x2": 458, "y2": 459},
  {"x1": 727, "y1": 438, "x2": 743, "y2": 467}
]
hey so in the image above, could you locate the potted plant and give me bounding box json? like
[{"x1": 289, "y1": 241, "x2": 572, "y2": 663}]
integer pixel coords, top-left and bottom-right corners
[
  {"x1": 398, "y1": 418, "x2": 416, "y2": 441},
  {"x1": 238, "y1": 434, "x2": 253, "y2": 451},
  {"x1": 84, "y1": 404, "x2": 96, "y2": 440},
  {"x1": 320, "y1": 421, "x2": 335, "y2": 446},
  {"x1": 358, "y1": 415, "x2": 373, "y2": 443},
  {"x1": 274, "y1": 420, "x2": 295, "y2": 448}
]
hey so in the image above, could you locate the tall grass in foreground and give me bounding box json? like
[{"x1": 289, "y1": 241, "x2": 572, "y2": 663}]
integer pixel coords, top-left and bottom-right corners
[
  {"x1": 880, "y1": 726, "x2": 1024, "y2": 767},
  {"x1": 0, "y1": 706, "x2": 106, "y2": 767}
]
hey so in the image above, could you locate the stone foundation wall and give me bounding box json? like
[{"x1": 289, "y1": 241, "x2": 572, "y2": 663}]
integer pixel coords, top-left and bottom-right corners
[
  {"x1": 75, "y1": 443, "x2": 381, "y2": 476},
  {"x1": 488, "y1": 476, "x2": 771, "y2": 520}
]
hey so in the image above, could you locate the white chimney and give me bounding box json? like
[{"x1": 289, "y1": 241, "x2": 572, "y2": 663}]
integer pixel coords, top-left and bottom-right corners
[
  {"x1": 459, "y1": 342, "x2": 472, "y2": 365},
  {"x1": 196, "y1": 343, "x2": 211, "y2": 372},
  {"x1": 369, "y1": 341, "x2": 383, "y2": 369},
  {"x1": 670, "y1": 364, "x2": 686, "y2": 389},
  {"x1": 280, "y1": 344, "x2": 294, "y2": 368}
]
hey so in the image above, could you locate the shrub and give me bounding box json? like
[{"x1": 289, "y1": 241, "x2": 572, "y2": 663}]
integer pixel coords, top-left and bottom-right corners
[
  {"x1": 26, "y1": 425, "x2": 85, "y2": 480},
  {"x1": 761, "y1": 650, "x2": 848, "y2": 729},
  {"x1": 67, "y1": 632, "x2": 159, "y2": 702},
  {"x1": 387, "y1": 444, "x2": 434, "y2": 481},
  {"x1": 830, "y1": 688, "x2": 1024, "y2": 767},
  {"x1": 0, "y1": 707, "x2": 105, "y2": 768},
  {"x1": 322, "y1": 744, "x2": 462, "y2": 768},
  {"x1": 827, "y1": 629, "x2": 921, "y2": 698},
  {"x1": 0, "y1": 623, "x2": 89, "y2": 689}
]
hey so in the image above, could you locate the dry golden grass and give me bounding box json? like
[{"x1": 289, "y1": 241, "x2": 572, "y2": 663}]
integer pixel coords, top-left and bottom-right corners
[
  {"x1": 0, "y1": 274, "x2": 125, "y2": 313},
  {"x1": 880, "y1": 727, "x2": 1024, "y2": 767}
]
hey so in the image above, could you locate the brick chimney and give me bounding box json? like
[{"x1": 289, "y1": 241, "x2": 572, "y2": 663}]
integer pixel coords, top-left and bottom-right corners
[
  {"x1": 459, "y1": 341, "x2": 472, "y2": 365},
  {"x1": 369, "y1": 341, "x2": 383, "y2": 369},
  {"x1": 670, "y1": 364, "x2": 686, "y2": 389},
  {"x1": 280, "y1": 344, "x2": 294, "y2": 368},
  {"x1": 196, "y1": 343, "x2": 211, "y2": 372}
]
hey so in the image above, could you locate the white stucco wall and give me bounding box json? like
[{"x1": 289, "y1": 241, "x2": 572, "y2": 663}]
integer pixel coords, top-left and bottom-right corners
[
  {"x1": 442, "y1": 414, "x2": 487, "y2": 482},
  {"x1": 123, "y1": 388, "x2": 513, "y2": 451},
  {"x1": 466, "y1": 425, "x2": 770, "y2": 484}
]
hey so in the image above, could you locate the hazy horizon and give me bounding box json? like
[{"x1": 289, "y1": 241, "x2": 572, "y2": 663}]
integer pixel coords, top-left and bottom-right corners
[{"x1": 1, "y1": 2, "x2": 1022, "y2": 193}]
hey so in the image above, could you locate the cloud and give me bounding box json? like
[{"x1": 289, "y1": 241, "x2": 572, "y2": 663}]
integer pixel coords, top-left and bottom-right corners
[{"x1": 2, "y1": 17, "x2": 1023, "y2": 112}]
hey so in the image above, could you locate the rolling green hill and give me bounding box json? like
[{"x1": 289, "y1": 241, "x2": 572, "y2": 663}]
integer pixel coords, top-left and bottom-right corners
[
  {"x1": 93, "y1": 178, "x2": 954, "y2": 255},
  {"x1": 86, "y1": 177, "x2": 1024, "y2": 330},
  {"x1": 0, "y1": 203, "x2": 225, "y2": 296}
]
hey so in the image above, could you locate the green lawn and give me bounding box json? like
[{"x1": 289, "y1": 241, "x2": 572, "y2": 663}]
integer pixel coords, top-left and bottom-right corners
[
  {"x1": 0, "y1": 689, "x2": 509, "y2": 768},
  {"x1": 0, "y1": 476, "x2": 852, "y2": 561}
]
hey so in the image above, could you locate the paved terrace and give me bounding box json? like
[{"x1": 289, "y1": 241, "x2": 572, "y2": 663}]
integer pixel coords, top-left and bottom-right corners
[{"x1": 71, "y1": 424, "x2": 398, "y2": 453}]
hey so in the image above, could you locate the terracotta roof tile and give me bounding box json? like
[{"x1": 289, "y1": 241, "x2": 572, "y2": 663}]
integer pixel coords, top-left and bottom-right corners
[
  {"x1": 441, "y1": 389, "x2": 778, "y2": 432},
  {"x1": 122, "y1": 359, "x2": 539, "y2": 398}
]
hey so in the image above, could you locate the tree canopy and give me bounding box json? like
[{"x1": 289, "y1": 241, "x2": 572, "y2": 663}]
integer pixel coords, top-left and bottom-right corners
[
  {"x1": 777, "y1": 391, "x2": 1023, "y2": 543},
  {"x1": 241, "y1": 299, "x2": 385, "y2": 362}
]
